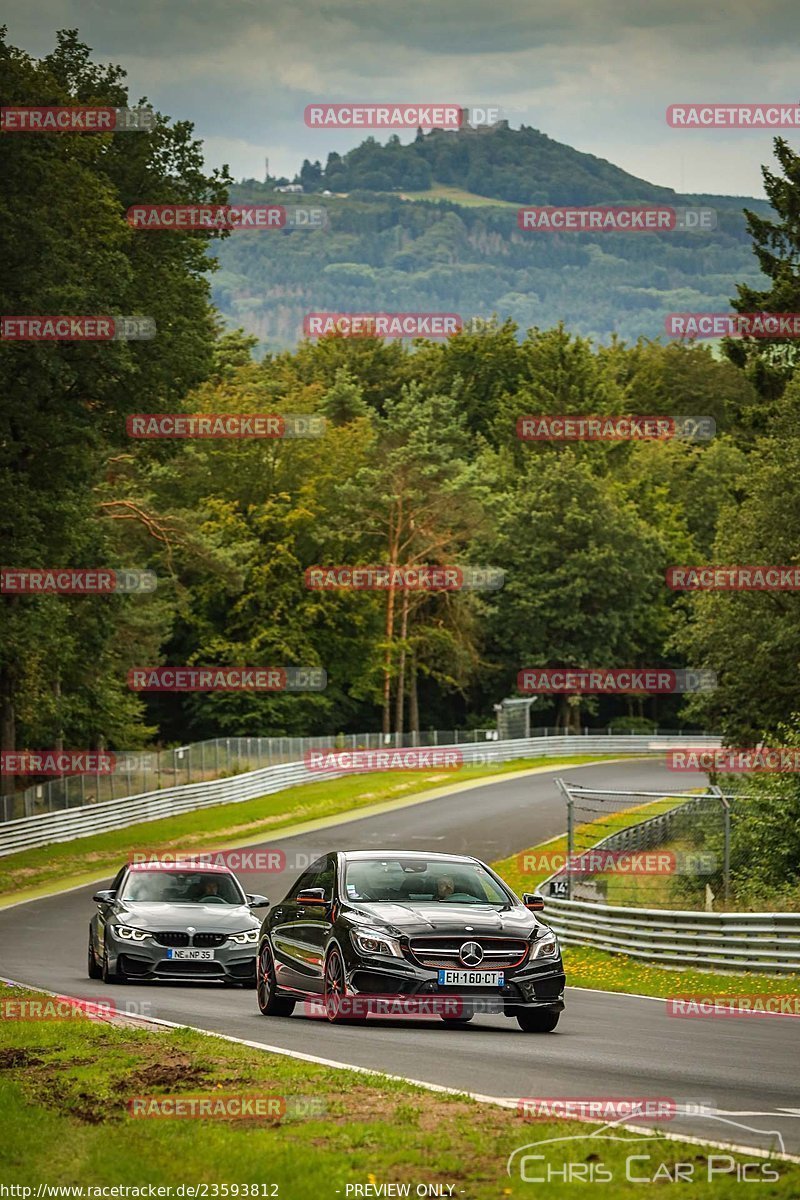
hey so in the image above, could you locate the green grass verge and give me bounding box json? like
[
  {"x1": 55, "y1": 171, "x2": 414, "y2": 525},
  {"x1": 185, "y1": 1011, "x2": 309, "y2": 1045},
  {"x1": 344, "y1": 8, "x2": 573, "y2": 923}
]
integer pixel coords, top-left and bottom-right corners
[
  {"x1": 0, "y1": 756, "x2": 617, "y2": 904},
  {"x1": 0, "y1": 984, "x2": 795, "y2": 1196},
  {"x1": 491, "y1": 810, "x2": 800, "y2": 998},
  {"x1": 492, "y1": 795, "x2": 684, "y2": 896},
  {"x1": 558, "y1": 945, "x2": 800, "y2": 998}
]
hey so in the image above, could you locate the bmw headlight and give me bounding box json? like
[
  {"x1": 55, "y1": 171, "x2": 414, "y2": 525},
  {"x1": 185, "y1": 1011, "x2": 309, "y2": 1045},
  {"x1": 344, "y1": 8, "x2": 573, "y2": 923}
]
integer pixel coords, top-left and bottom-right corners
[
  {"x1": 229, "y1": 929, "x2": 259, "y2": 945},
  {"x1": 530, "y1": 932, "x2": 560, "y2": 960},
  {"x1": 113, "y1": 925, "x2": 151, "y2": 942},
  {"x1": 350, "y1": 928, "x2": 403, "y2": 958}
]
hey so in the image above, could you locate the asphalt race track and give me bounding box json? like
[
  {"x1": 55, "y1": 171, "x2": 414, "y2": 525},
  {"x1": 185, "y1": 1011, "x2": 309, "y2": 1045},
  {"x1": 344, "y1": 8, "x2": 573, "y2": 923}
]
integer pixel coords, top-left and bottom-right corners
[{"x1": 2, "y1": 759, "x2": 799, "y2": 1156}]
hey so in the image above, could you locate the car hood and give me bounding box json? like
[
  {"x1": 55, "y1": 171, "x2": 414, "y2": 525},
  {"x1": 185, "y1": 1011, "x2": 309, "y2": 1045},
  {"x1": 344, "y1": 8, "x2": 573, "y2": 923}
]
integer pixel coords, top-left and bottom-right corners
[
  {"x1": 346, "y1": 902, "x2": 540, "y2": 938},
  {"x1": 114, "y1": 902, "x2": 258, "y2": 932}
]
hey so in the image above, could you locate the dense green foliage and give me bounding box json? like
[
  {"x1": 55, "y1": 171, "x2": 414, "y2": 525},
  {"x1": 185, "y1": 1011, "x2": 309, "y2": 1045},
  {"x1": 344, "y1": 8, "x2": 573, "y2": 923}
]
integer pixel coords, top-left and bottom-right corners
[
  {"x1": 2, "y1": 29, "x2": 800, "y2": 809},
  {"x1": 299, "y1": 122, "x2": 682, "y2": 203},
  {"x1": 214, "y1": 181, "x2": 769, "y2": 350}
]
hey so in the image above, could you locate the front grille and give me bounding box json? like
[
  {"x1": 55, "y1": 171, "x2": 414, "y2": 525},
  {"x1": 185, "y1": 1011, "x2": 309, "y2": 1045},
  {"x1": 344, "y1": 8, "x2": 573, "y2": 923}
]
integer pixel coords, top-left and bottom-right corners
[
  {"x1": 156, "y1": 960, "x2": 224, "y2": 976},
  {"x1": 192, "y1": 933, "x2": 227, "y2": 947},
  {"x1": 153, "y1": 931, "x2": 190, "y2": 947},
  {"x1": 408, "y1": 936, "x2": 529, "y2": 970}
]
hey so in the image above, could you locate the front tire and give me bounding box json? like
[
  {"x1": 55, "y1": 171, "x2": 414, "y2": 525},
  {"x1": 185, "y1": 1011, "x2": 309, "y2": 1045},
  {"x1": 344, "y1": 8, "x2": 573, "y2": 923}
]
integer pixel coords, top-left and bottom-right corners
[
  {"x1": 257, "y1": 942, "x2": 295, "y2": 1016},
  {"x1": 323, "y1": 946, "x2": 366, "y2": 1023},
  {"x1": 516, "y1": 1008, "x2": 560, "y2": 1033},
  {"x1": 87, "y1": 930, "x2": 102, "y2": 980}
]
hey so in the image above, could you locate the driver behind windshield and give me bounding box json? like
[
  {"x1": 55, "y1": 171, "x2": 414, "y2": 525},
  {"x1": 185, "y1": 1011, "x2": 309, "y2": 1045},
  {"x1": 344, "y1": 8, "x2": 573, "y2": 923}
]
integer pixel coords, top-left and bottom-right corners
[
  {"x1": 193, "y1": 876, "x2": 221, "y2": 900},
  {"x1": 121, "y1": 870, "x2": 241, "y2": 904},
  {"x1": 436, "y1": 874, "x2": 455, "y2": 900}
]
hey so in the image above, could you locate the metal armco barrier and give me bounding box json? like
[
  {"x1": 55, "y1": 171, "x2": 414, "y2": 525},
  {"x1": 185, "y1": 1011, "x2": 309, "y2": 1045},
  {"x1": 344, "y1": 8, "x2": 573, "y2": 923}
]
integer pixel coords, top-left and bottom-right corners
[
  {"x1": 541, "y1": 779, "x2": 799, "y2": 973},
  {"x1": 0, "y1": 734, "x2": 719, "y2": 856},
  {"x1": 541, "y1": 897, "x2": 800, "y2": 974}
]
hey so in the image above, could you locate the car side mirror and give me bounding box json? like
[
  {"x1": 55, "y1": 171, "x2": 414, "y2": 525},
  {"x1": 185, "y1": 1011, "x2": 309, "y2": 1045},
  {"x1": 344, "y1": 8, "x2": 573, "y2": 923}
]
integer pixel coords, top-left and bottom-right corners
[
  {"x1": 92, "y1": 890, "x2": 115, "y2": 905},
  {"x1": 522, "y1": 892, "x2": 545, "y2": 912},
  {"x1": 296, "y1": 887, "x2": 327, "y2": 907},
  {"x1": 246, "y1": 894, "x2": 270, "y2": 908}
]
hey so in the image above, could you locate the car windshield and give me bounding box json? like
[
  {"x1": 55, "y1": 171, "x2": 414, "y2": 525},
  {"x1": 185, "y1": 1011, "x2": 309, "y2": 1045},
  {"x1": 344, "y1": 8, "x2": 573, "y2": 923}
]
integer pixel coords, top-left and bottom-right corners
[
  {"x1": 343, "y1": 858, "x2": 511, "y2": 905},
  {"x1": 120, "y1": 870, "x2": 245, "y2": 905}
]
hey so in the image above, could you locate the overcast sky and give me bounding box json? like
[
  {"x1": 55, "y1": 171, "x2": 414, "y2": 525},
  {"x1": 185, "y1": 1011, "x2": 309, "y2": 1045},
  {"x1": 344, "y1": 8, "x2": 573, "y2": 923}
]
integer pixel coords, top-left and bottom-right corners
[{"x1": 6, "y1": 0, "x2": 799, "y2": 196}]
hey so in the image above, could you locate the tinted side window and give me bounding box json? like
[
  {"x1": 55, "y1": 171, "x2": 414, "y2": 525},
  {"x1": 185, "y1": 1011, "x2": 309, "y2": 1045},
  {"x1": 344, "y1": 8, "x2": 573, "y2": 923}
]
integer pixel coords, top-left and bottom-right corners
[
  {"x1": 314, "y1": 855, "x2": 336, "y2": 901},
  {"x1": 288, "y1": 858, "x2": 328, "y2": 900}
]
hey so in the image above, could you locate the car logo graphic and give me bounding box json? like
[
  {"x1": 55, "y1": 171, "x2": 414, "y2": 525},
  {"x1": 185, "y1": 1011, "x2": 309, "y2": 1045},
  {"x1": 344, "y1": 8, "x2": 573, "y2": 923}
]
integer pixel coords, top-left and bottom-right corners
[
  {"x1": 460, "y1": 941, "x2": 484, "y2": 966},
  {"x1": 187, "y1": 927, "x2": 196, "y2": 934}
]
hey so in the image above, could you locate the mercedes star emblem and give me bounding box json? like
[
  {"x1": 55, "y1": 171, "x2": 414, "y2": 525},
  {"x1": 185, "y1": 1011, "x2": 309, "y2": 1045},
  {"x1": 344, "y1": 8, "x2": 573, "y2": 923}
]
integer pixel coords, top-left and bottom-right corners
[{"x1": 459, "y1": 940, "x2": 484, "y2": 966}]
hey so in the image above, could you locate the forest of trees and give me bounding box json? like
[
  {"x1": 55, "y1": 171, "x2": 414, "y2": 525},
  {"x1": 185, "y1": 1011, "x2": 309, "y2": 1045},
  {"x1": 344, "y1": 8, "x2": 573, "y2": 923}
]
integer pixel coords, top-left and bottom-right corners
[
  {"x1": 2, "y1": 29, "x2": 800, "y2": 775},
  {"x1": 214, "y1": 185, "x2": 770, "y2": 351}
]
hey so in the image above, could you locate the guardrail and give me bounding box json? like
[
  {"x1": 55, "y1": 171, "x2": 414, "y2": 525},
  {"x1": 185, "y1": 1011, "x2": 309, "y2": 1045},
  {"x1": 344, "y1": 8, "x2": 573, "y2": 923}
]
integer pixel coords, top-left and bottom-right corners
[
  {"x1": 556, "y1": 793, "x2": 711, "y2": 887},
  {"x1": 0, "y1": 733, "x2": 720, "y2": 857},
  {"x1": 540, "y1": 781, "x2": 799, "y2": 974},
  {"x1": 541, "y1": 896, "x2": 800, "y2": 974},
  {"x1": 1, "y1": 726, "x2": 711, "y2": 822}
]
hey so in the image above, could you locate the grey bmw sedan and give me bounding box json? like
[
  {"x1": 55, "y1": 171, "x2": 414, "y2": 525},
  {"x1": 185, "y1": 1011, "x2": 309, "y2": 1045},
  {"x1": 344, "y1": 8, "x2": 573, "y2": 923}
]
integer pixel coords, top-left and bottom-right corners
[{"x1": 88, "y1": 860, "x2": 269, "y2": 986}]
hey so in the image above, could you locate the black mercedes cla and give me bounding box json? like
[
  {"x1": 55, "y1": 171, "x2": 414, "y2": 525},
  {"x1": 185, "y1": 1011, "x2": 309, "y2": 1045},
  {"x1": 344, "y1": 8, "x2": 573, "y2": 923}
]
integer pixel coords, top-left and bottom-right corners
[{"x1": 256, "y1": 850, "x2": 565, "y2": 1031}]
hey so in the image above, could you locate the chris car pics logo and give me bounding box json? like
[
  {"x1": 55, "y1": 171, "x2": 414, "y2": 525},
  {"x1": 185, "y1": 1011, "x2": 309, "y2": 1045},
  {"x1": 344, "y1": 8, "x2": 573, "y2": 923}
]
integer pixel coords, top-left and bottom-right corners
[{"x1": 507, "y1": 1109, "x2": 783, "y2": 1183}]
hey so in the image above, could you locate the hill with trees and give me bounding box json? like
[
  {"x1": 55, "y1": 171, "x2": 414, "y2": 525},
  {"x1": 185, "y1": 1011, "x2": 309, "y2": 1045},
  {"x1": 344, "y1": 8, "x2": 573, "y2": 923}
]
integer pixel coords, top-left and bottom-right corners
[{"x1": 214, "y1": 123, "x2": 772, "y2": 350}]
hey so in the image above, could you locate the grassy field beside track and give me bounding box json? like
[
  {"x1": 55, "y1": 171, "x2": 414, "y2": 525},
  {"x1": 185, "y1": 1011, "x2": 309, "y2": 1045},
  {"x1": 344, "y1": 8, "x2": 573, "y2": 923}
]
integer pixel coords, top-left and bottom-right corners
[
  {"x1": 0, "y1": 755, "x2": 617, "y2": 904},
  {"x1": 0, "y1": 983, "x2": 795, "y2": 1198}
]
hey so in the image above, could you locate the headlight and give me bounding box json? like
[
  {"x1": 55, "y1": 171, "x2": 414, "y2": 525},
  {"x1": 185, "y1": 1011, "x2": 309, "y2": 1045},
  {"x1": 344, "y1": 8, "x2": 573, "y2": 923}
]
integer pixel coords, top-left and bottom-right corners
[
  {"x1": 350, "y1": 928, "x2": 403, "y2": 958},
  {"x1": 229, "y1": 929, "x2": 259, "y2": 945},
  {"x1": 530, "y1": 933, "x2": 560, "y2": 960},
  {"x1": 113, "y1": 925, "x2": 151, "y2": 942}
]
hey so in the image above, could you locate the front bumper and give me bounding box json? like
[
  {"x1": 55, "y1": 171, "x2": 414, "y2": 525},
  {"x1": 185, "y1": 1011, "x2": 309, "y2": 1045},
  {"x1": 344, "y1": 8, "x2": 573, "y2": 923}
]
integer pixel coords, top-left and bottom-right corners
[
  {"x1": 106, "y1": 932, "x2": 256, "y2": 982},
  {"x1": 344, "y1": 947, "x2": 566, "y2": 1014}
]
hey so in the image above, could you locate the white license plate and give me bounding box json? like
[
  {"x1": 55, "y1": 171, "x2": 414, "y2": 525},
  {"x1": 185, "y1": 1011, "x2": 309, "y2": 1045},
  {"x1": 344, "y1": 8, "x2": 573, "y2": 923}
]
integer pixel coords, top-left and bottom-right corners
[
  {"x1": 165, "y1": 948, "x2": 215, "y2": 960},
  {"x1": 437, "y1": 969, "x2": 504, "y2": 987}
]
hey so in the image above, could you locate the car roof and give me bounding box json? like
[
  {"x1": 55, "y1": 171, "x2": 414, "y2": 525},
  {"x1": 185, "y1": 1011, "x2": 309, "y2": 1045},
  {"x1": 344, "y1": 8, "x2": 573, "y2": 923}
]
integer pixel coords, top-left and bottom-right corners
[{"x1": 339, "y1": 850, "x2": 479, "y2": 864}]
